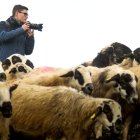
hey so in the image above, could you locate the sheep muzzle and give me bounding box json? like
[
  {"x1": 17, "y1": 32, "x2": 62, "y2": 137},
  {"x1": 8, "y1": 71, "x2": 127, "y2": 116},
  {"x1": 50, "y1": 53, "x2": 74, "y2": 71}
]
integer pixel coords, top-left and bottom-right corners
[
  {"x1": 110, "y1": 118, "x2": 122, "y2": 135},
  {"x1": 82, "y1": 83, "x2": 93, "y2": 95},
  {"x1": 0, "y1": 102, "x2": 12, "y2": 118}
]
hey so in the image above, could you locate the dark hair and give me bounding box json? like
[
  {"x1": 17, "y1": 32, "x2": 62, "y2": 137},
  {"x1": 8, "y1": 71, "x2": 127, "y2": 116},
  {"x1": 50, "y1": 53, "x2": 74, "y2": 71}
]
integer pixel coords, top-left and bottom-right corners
[{"x1": 12, "y1": 4, "x2": 28, "y2": 16}]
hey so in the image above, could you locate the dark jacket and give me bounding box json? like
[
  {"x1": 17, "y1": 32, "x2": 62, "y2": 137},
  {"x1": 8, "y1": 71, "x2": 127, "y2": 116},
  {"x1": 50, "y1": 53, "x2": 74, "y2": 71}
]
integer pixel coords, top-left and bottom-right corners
[{"x1": 0, "y1": 16, "x2": 35, "y2": 61}]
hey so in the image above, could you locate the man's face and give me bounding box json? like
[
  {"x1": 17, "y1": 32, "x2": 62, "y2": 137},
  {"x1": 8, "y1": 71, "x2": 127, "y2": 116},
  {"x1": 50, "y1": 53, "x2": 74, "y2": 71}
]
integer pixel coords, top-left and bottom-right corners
[{"x1": 15, "y1": 9, "x2": 28, "y2": 24}]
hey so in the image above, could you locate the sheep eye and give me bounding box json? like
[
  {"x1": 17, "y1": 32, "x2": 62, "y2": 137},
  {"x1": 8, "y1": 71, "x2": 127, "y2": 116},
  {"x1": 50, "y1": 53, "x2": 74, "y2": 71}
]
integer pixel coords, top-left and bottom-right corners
[{"x1": 74, "y1": 70, "x2": 84, "y2": 85}]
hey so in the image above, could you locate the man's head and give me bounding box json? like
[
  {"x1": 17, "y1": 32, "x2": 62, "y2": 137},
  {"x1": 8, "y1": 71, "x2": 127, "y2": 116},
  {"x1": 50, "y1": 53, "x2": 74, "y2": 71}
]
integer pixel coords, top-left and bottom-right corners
[{"x1": 12, "y1": 4, "x2": 28, "y2": 24}]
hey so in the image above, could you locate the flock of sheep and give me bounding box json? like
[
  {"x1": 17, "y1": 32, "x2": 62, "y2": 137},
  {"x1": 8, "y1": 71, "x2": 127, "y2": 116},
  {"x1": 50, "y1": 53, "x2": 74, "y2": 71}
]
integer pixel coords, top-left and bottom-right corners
[{"x1": 0, "y1": 42, "x2": 140, "y2": 140}]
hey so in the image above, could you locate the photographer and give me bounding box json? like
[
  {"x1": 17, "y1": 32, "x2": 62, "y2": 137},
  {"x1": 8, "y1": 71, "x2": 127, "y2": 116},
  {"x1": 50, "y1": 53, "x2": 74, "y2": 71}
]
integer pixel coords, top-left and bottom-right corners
[{"x1": 0, "y1": 4, "x2": 35, "y2": 61}]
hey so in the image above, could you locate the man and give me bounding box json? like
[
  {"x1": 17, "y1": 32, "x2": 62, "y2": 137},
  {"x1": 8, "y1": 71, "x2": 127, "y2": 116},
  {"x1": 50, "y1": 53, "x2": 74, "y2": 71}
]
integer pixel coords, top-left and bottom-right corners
[{"x1": 0, "y1": 4, "x2": 35, "y2": 61}]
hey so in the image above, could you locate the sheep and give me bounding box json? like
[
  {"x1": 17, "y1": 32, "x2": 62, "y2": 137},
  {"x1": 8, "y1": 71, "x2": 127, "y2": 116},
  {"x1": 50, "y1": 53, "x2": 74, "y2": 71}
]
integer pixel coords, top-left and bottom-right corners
[
  {"x1": 117, "y1": 52, "x2": 140, "y2": 69},
  {"x1": 81, "y1": 45, "x2": 140, "y2": 70},
  {"x1": 118, "y1": 55, "x2": 134, "y2": 69},
  {"x1": 0, "y1": 81, "x2": 17, "y2": 140},
  {"x1": 2, "y1": 53, "x2": 34, "y2": 71},
  {"x1": 122, "y1": 65, "x2": 140, "y2": 139},
  {"x1": 87, "y1": 65, "x2": 138, "y2": 103},
  {"x1": 91, "y1": 42, "x2": 132, "y2": 68},
  {"x1": 17, "y1": 65, "x2": 94, "y2": 95},
  {"x1": 9, "y1": 84, "x2": 122, "y2": 140},
  {"x1": 129, "y1": 65, "x2": 140, "y2": 99},
  {"x1": 86, "y1": 65, "x2": 138, "y2": 140},
  {"x1": 4, "y1": 62, "x2": 33, "y2": 81},
  {"x1": 0, "y1": 61, "x2": 6, "y2": 82},
  {"x1": 0, "y1": 54, "x2": 34, "y2": 81},
  {"x1": 112, "y1": 47, "x2": 140, "y2": 68}
]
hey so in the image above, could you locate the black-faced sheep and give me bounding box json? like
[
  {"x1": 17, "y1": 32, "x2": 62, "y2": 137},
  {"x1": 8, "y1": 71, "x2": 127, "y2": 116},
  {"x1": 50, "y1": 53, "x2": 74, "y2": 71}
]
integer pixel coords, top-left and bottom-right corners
[
  {"x1": 10, "y1": 84, "x2": 122, "y2": 140},
  {"x1": 0, "y1": 81, "x2": 17, "y2": 140},
  {"x1": 86, "y1": 65, "x2": 138, "y2": 140},
  {"x1": 91, "y1": 42, "x2": 132, "y2": 68},
  {"x1": 17, "y1": 65, "x2": 94, "y2": 95}
]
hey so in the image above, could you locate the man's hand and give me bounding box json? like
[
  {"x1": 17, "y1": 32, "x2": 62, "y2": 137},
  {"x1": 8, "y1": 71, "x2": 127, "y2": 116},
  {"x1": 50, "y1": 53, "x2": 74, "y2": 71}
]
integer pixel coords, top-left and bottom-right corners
[
  {"x1": 27, "y1": 29, "x2": 34, "y2": 37},
  {"x1": 22, "y1": 22, "x2": 30, "y2": 31}
]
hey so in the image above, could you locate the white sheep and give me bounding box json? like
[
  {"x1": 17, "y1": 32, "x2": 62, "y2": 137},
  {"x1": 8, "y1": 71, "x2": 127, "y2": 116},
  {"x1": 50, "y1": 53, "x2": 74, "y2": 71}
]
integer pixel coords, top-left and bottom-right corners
[
  {"x1": 10, "y1": 84, "x2": 122, "y2": 140},
  {"x1": 4, "y1": 62, "x2": 33, "y2": 81},
  {"x1": 0, "y1": 81, "x2": 17, "y2": 140},
  {"x1": 2, "y1": 54, "x2": 34, "y2": 71},
  {"x1": 86, "y1": 65, "x2": 138, "y2": 140},
  {"x1": 17, "y1": 65, "x2": 94, "y2": 95},
  {"x1": 128, "y1": 66, "x2": 140, "y2": 105}
]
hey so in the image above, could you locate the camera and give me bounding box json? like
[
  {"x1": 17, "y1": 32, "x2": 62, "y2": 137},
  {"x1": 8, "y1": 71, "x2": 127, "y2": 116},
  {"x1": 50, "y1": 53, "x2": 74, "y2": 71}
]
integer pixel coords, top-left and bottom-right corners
[{"x1": 26, "y1": 21, "x2": 43, "y2": 31}]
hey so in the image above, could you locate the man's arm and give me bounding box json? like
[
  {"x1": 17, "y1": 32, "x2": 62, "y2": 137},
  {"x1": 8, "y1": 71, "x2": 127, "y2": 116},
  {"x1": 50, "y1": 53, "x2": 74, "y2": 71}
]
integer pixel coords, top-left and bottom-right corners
[
  {"x1": 0, "y1": 22, "x2": 25, "y2": 42},
  {"x1": 24, "y1": 31, "x2": 35, "y2": 55}
]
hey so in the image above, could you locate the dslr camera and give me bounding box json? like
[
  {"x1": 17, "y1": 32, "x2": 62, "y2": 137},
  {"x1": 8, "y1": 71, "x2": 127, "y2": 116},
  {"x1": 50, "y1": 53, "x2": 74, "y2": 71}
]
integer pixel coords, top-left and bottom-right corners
[{"x1": 26, "y1": 21, "x2": 43, "y2": 31}]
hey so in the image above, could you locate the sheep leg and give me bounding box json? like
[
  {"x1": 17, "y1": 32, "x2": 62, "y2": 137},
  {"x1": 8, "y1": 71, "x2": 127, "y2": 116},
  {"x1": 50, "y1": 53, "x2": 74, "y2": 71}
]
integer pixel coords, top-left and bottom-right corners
[
  {"x1": 122, "y1": 115, "x2": 132, "y2": 140},
  {"x1": 0, "y1": 119, "x2": 9, "y2": 140},
  {"x1": 94, "y1": 121, "x2": 103, "y2": 139}
]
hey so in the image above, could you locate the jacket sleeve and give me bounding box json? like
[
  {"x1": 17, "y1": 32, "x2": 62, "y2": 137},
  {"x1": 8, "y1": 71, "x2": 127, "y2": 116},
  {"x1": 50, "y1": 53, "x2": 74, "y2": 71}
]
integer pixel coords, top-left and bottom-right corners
[
  {"x1": 24, "y1": 35, "x2": 35, "y2": 55},
  {"x1": 0, "y1": 22, "x2": 25, "y2": 42}
]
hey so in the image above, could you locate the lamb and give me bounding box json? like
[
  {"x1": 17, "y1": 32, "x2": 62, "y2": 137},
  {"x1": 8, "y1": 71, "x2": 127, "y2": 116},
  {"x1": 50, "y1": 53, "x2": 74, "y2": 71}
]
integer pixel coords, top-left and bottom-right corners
[
  {"x1": 17, "y1": 65, "x2": 94, "y2": 95},
  {"x1": 86, "y1": 65, "x2": 138, "y2": 140},
  {"x1": 9, "y1": 84, "x2": 122, "y2": 140},
  {"x1": 0, "y1": 81, "x2": 17, "y2": 140}
]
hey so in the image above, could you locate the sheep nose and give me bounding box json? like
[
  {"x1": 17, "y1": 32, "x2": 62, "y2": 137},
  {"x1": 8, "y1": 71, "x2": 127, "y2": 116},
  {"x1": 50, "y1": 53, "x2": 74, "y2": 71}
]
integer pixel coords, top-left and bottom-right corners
[
  {"x1": 0, "y1": 102, "x2": 12, "y2": 118},
  {"x1": 82, "y1": 83, "x2": 93, "y2": 95},
  {"x1": 132, "y1": 98, "x2": 138, "y2": 104},
  {"x1": 111, "y1": 118, "x2": 122, "y2": 135}
]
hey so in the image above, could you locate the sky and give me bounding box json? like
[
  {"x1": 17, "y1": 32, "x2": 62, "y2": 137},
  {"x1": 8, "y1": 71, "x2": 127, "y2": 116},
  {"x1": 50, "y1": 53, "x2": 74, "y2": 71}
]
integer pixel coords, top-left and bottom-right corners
[{"x1": 1, "y1": 0, "x2": 140, "y2": 68}]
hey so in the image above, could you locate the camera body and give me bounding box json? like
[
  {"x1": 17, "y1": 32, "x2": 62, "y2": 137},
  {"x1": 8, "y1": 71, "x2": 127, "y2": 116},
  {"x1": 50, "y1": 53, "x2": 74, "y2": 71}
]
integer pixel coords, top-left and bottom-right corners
[{"x1": 26, "y1": 21, "x2": 43, "y2": 31}]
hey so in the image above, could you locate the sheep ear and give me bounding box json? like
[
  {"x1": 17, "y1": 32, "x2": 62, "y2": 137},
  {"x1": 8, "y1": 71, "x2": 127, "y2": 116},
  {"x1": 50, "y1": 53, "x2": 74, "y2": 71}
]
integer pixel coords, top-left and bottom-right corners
[
  {"x1": 9, "y1": 68, "x2": 17, "y2": 74},
  {"x1": 60, "y1": 71, "x2": 74, "y2": 78},
  {"x1": 10, "y1": 84, "x2": 18, "y2": 93},
  {"x1": 0, "y1": 73, "x2": 6, "y2": 81},
  {"x1": 105, "y1": 74, "x2": 120, "y2": 87},
  {"x1": 90, "y1": 106, "x2": 102, "y2": 120},
  {"x1": 104, "y1": 80, "x2": 117, "y2": 88},
  {"x1": 26, "y1": 59, "x2": 34, "y2": 69},
  {"x1": 106, "y1": 74, "x2": 120, "y2": 83},
  {"x1": 2, "y1": 59, "x2": 11, "y2": 71}
]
